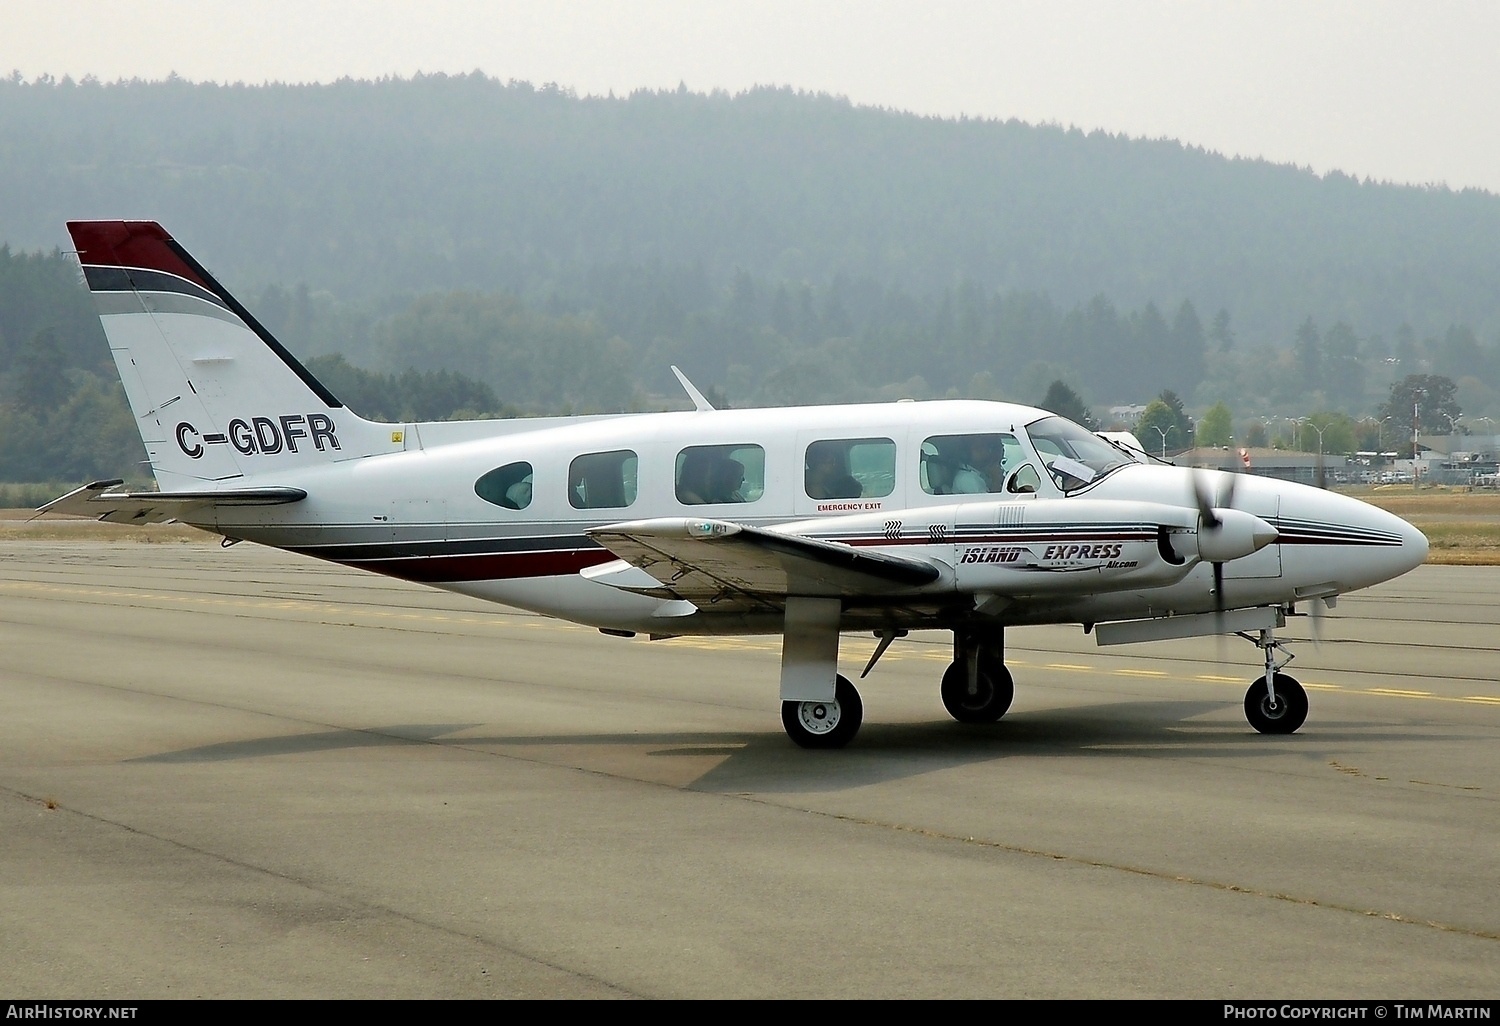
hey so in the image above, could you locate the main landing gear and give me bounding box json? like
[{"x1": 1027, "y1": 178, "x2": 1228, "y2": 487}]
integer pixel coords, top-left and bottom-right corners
[
  {"x1": 940, "y1": 631, "x2": 1014, "y2": 724},
  {"x1": 1241, "y1": 625, "x2": 1308, "y2": 734},
  {"x1": 776, "y1": 618, "x2": 1017, "y2": 749},
  {"x1": 781, "y1": 675, "x2": 864, "y2": 750}
]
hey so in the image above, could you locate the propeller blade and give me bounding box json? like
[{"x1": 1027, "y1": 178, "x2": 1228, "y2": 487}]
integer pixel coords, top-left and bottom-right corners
[
  {"x1": 1214, "y1": 563, "x2": 1229, "y2": 661},
  {"x1": 1218, "y1": 466, "x2": 1239, "y2": 511},
  {"x1": 1191, "y1": 470, "x2": 1224, "y2": 531},
  {"x1": 1308, "y1": 595, "x2": 1327, "y2": 648}
]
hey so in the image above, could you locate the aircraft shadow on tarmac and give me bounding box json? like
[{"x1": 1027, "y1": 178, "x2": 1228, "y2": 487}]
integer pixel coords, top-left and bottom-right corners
[{"x1": 121, "y1": 697, "x2": 1466, "y2": 794}]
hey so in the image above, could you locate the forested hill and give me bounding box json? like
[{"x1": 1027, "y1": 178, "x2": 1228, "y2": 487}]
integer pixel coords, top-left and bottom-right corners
[{"x1": 4, "y1": 71, "x2": 1499, "y2": 349}]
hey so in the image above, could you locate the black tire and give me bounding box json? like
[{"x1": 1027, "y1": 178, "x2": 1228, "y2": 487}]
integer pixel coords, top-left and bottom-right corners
[
  {"x1": 1244, "y1": 674, "x2": 1308, "y2": 735},
  {"x1": 781, "y1": 674, "x2": 864, "y2": 749},
  {"x1": 940, "y1": 658, "x2": 1015, "y2": 724}
]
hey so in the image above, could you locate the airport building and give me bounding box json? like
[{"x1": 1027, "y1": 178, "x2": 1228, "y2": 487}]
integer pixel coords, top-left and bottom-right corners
[{"x1": 1173, "y1": 446, "x2": 1348, "y2": 486}]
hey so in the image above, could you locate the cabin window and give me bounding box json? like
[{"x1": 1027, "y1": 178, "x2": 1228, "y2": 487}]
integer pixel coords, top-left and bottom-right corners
[
  {"x1": 919, "y1": 433, "x2": 1020, "y2": 495},
  {"x1": 474, "y1": 462, "x2": 534, "y2": 510},
  {"x1": 804, "y1": 438, "x2": 895, "y2": 500},
  {"x1": 569, "y1": 449, "x2": 638, "y2": 509},
  {"x1": 676, "y1": 444, "x2": 765, "y2": 505}
]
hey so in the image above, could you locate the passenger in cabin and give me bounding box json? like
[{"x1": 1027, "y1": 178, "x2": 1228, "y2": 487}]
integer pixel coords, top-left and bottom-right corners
[
  {"x1": 805, "y1": 441, "x2": 862, "y2": 500},
  {"x1": 707, "y1": 457, "x2": 747, "y2": 504},
  {"x1": 676, "y1": 450, "x2": 715, "y2": 504},
  {"x1": 505, "y1": 474, "x2": 533, "y2": 509},
  {"x1": 677, "y1": 451, "x2": 747, "y2": 504}
]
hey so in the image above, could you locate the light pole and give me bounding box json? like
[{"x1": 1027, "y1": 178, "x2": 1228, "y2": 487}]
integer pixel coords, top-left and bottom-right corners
[
  {"x1": 1151, "y1": 425, "x2": 1169, "y2": 459},
  {"x1": 1412, "y1": 388, "x2": 1425, "y2": 490},
  {"x1": 1304, "y1": 421, "x2": 1328, "y2": 488},
  {"x1": 1304, "y1": 421, "x2": 1327, "y2": 454}
]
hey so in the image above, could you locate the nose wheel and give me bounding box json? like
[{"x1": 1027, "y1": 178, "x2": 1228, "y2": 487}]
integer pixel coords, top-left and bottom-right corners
[
  {"x1": 782, "y1": 674, "x2": 863, "y2": 749},
  {"x1": 1245, "y1": 673, "x2": 1308, "y2": 734},
  {"x1": 1240, "y1": 625, "x2": 1308, "y2": 734}
]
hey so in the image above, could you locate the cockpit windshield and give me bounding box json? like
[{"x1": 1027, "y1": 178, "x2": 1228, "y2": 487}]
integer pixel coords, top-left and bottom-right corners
[{"x1": 1025, "y1": 415, "x2": 1135, "y2": 492}]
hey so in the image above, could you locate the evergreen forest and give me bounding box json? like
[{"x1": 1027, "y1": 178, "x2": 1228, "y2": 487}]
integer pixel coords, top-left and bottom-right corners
[{"x1": 4, "y1": 72, "x2": 1500, "y2": 484}]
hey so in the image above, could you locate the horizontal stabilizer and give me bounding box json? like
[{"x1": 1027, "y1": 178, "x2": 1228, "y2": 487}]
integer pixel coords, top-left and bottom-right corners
[
  {"x1": 586, "y1": 517, "x2": 941, "y2": 609},
  {"x1": 37, "y1": 479, "x2": 306, "y2": 525}
]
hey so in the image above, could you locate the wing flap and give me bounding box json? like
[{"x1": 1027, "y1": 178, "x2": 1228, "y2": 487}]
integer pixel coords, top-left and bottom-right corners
[
  {"x1": 37, "y1": 479, "x2": 307, "y2": 525},
  {"x1": 585, "y1": 518, "x2": 942, "y2": 608}
]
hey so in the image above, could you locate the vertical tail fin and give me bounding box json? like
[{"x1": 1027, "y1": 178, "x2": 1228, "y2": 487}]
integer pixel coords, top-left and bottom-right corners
[{"x1": 67, "y1": 221, "x2": 397, "y2": 489}]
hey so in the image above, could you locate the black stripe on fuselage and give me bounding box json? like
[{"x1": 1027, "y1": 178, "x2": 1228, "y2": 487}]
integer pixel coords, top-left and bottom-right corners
[
  {"x1": 288, "y1": 534, "x2": 600, "y2": 562},
  {"x1": 1274, "y1": 517, "x2": 1404, "y2": 546}
]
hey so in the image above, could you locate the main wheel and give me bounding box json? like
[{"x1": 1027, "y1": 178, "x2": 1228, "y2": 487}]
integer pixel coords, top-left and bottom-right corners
[
  {"x1": 1244, "y1": 674, "x2": 1308, "y2": 735},
  {"x1": 940, "y1": 658, "x2": 1014, "y2": 724},
  {"x1": 782, "y1": 674, "x2": 864, "y2": 749}
]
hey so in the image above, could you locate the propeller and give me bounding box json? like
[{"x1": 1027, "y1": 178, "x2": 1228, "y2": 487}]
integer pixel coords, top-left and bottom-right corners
[
  {"x1": 1191, "y1": 467, "x2": 1239, "y2": 613},
  {"x1": 1190, "y1": 467, "x2": 1244, "y2": 663},
  {"x1": 1189, "y1": 466, "x2": 1278, "y2": 609}
]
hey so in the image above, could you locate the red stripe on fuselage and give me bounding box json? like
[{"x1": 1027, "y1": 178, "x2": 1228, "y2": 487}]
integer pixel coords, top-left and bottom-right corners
[{"x1": 331, "y1": 548, "x2": 616, "y2": 584}]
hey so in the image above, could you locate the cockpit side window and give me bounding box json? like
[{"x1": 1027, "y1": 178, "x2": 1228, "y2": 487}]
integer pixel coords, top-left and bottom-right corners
[{"x1": 920, "y1": 433, "x2": 1016, "y2": 496}]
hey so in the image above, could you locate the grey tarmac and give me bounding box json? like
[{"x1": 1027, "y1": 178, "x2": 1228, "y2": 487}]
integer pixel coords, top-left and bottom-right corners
[{"x1": 1, "y1": 540, "x2": 1497, "y2": 999}]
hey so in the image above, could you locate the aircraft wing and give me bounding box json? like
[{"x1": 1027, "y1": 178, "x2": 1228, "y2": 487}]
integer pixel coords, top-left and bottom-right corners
[
  {"x1": 36, "y1": 479, "x2": 307, "y2": 525},
  {"x1": 584, "y1": 517, "x2": 942, "y2": 610}
]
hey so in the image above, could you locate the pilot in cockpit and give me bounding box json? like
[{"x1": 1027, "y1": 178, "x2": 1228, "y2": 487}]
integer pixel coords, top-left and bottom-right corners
[{"x1": 965, "y1": 435, "x2": 1007, "y2": 493}]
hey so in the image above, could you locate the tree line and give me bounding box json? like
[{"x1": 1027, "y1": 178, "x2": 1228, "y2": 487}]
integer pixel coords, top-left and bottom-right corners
[
  {"x1": 5, "y1": 73, "x2": 1500, "y2": 484},
  {"x1": 6, "y1": 72, "x2": 1500, "y2": 349}
]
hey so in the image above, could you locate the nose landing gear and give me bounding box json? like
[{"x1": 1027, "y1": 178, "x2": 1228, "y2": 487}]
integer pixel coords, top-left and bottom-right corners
[{"x1": 1241, "y1": 626, "x2": 1307, "y2": 734}]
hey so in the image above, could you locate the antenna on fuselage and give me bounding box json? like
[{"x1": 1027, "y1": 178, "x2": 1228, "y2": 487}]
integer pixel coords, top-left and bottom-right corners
[{"x1": 671, "y1": 366, "x2": 717, "y2": 412}]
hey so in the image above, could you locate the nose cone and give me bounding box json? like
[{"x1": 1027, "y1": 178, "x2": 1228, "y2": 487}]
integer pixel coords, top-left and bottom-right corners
[
  {"x1": 1395, "y1": 512, "x2": 1429, "y2": 573},
  {"x1": 1268, "y1": 480, "x2": 1429, "y2": 594},
  {"x1": 1326, "y1": 491, "x2": 1429, "y2": 586}
]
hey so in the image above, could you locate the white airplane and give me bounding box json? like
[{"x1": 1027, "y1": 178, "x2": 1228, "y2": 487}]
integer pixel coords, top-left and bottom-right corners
[{"x1": 43, "y1": 220, "x2": 1429, "y2": 748}]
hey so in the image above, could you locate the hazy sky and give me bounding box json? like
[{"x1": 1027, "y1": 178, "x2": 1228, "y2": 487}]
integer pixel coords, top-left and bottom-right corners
[{"x1": 8, "y1": 0, "x2": 1499, "y2": 194}]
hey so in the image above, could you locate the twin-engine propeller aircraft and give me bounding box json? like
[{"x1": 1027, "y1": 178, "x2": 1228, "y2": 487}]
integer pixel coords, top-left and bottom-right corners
[{"x1": 43, "y1": 221, "x2": 1429, "y2": 748}]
